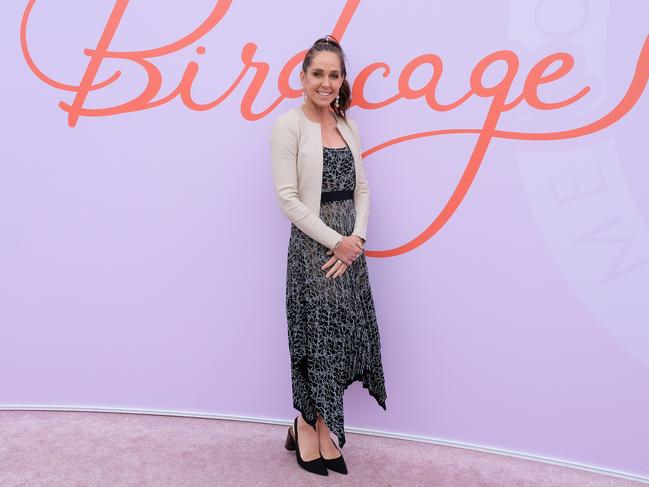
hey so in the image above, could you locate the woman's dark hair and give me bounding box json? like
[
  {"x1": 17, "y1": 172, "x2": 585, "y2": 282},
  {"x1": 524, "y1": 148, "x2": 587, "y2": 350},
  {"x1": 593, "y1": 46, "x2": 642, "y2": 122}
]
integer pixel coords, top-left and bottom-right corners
[{"x1": 302, "y1": 35, "x2": 351, "y2": 119}]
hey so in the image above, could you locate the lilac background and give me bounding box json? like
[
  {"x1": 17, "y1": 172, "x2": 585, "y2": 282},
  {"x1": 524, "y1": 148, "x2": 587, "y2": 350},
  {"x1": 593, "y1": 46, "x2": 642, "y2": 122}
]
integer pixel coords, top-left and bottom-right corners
[{"x1": 1, "y1": 0, "x2": 648, "y2": 479}]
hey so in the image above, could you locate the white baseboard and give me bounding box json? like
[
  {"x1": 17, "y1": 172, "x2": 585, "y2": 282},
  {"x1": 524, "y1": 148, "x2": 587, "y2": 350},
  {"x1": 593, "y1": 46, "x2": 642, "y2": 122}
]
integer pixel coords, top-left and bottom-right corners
[{"x1": 1, "y1": 404, "x2": 647, "y2": 484}]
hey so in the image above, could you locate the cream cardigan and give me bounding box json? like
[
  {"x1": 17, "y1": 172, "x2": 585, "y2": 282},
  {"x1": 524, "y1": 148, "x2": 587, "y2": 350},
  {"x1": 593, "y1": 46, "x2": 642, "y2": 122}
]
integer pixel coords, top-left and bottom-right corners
[{"x1": 270, "y1": 105, "x2": 370, "y2": 250}]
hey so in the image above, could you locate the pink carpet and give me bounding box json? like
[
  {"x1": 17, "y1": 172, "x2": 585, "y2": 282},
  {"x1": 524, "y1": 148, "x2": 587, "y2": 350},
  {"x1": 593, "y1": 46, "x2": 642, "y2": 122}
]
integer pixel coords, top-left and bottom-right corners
[{"x1": 0, "y1": 411, "x2": 645, "y2": 486}]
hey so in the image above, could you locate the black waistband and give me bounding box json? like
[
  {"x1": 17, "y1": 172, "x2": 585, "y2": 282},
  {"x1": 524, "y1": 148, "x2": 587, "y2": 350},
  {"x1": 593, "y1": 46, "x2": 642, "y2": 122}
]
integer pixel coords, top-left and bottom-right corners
[{"x1": 321, "y1": 189, "x2": 354, "y2": 203}]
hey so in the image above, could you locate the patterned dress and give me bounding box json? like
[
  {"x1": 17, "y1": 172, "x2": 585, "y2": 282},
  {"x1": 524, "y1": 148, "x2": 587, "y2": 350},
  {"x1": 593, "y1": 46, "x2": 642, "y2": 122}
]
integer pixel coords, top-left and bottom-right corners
[{"x1": 285, "y1": 144, "x2": 387, "y2": 449}]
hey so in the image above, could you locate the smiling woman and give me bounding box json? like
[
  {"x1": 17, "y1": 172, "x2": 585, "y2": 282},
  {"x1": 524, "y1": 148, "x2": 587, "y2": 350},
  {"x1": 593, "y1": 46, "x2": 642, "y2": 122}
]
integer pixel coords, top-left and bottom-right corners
[{"x1": 271, "y1": 36, "x2": 388, "y2": 477}]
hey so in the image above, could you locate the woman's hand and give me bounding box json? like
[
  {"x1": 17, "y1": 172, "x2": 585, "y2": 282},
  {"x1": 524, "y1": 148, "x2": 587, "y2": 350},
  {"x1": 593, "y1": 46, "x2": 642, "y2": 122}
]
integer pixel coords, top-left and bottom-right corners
[
  {"x1": 322, "y1": 236, "x2": 364, "y2": 278},
  {"x1": 322, "y1": 255, "x2": 348, "y2": 279}
]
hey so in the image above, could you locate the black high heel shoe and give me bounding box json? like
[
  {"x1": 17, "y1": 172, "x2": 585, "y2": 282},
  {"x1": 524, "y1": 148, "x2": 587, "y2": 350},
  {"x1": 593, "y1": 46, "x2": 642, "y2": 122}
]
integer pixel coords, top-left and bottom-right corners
[
  {"x1": 321, "y1": 437, "x2": 348, "y2": 475},
  {"x1": 284, "y1": 417, "x2": 328, "y2": 476}
]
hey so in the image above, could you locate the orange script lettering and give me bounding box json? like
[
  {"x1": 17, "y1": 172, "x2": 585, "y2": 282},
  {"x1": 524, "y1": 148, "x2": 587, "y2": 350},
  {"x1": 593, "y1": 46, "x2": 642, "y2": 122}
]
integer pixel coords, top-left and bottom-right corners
[{"x1": 20, "y1": 0, "x2": 649, "y2": 256}]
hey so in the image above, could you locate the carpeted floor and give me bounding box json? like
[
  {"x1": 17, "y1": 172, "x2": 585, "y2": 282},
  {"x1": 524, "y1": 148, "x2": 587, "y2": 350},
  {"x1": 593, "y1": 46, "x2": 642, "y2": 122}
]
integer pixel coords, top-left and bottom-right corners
[{"x1": 0, "y1": 411, "x2": 645, "y2": 486}]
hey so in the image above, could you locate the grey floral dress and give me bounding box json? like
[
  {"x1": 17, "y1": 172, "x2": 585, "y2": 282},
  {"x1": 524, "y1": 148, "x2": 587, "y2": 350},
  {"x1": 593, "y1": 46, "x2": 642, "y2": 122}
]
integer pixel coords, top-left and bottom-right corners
[{"x1": 285, "y1": 144, "x2": 387, "y2": 449}]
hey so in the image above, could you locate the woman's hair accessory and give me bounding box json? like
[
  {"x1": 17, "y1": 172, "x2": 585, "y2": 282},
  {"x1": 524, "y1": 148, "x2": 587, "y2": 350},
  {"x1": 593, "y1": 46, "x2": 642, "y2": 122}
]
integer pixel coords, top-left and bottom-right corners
[{"x1": 320, "y1": 35, "x2": 339, "y2": 45}]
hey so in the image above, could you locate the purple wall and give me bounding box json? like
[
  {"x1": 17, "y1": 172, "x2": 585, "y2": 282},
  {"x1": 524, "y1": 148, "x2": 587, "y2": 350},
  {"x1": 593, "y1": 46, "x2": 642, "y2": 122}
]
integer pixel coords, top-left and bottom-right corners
[{"x1": 1, "y1": 0, "x2": 647, "y2": 479}]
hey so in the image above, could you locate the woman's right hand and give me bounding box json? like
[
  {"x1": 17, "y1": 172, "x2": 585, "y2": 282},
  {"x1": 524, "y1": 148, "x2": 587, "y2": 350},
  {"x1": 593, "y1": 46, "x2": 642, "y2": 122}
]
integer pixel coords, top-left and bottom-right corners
[{"x1": 333, "y1": 236, "x2": 364, "y2": 265}]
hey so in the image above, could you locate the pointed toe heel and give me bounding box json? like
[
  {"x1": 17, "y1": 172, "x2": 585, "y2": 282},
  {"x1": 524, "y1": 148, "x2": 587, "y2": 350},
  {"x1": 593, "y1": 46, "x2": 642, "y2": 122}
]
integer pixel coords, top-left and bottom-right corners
[
  {"x1": 322, "y1": 438, "x2": 348, "y2": 475},
  {"x1": 286, "y1": 417, "x2": 328, "y2": 476}
]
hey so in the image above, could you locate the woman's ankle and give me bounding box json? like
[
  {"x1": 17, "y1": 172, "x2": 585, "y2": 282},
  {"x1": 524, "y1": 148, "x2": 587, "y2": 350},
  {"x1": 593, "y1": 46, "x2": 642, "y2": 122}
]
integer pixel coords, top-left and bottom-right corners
[
  {"x1": 298, "y1": 413, "x2": 317, "y2": 431},
  {"x1": 316, "y1": 418, "x2": 330, "y2": 435}
]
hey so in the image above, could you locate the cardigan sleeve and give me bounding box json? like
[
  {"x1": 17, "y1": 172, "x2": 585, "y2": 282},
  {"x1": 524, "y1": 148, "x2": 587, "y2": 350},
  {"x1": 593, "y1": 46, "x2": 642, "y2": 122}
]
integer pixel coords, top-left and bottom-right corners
[
  {"x1": 347, "y1": 117, "x2": 370, "y2": 242},
  {"x1": 271, "y1": 116, "x2": 345, "y2": 250}
]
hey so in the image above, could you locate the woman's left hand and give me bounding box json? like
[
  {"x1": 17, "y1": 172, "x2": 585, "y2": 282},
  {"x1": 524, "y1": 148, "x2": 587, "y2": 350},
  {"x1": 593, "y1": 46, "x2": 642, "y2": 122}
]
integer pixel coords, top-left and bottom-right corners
[
  {"x1": 322, "y1": 235, "x2": 364, "y2": 278},
  {"x1": 322, "y1": 255, "x2": 348, "y2": 279}
]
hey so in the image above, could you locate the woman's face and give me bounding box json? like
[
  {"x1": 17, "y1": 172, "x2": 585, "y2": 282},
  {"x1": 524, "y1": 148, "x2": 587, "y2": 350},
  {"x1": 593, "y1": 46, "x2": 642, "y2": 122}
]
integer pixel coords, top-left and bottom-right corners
[{"x1": 300, "y1": 51, "x2": 344, "y2": 109}]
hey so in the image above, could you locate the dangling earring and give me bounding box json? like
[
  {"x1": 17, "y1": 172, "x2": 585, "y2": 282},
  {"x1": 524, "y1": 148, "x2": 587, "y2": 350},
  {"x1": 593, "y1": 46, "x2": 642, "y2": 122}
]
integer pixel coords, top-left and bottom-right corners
[
  {"x1": 335, "y1": 95, "x2": 340, "y2": 109},
  {"x1": 303, "y1": 89, "x2": 307, "y2": 102}
]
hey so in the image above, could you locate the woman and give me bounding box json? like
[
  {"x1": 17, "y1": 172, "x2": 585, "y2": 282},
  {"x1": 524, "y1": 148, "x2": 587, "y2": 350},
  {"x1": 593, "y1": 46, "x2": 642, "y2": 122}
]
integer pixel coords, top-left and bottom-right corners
[{"x1": 271, "y1": 35, "x2": 387, "y2": 476}]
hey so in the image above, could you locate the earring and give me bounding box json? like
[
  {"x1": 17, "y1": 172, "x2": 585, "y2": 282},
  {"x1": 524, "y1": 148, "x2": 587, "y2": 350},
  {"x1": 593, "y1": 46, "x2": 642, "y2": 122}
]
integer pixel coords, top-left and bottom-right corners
[
  {"x1": 335, "y1": 95, "x2": 340, "y2": 108},
  {"x1": 303, "y1": 89, "x2": 307, "y2": 102}
]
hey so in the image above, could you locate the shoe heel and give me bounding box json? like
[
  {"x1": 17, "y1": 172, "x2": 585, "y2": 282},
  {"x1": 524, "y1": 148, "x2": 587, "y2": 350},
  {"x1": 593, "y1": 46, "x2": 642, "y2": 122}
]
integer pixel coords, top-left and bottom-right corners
[{"x1": 285, "y1": 427, "x2": 296, "y2": 451}]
